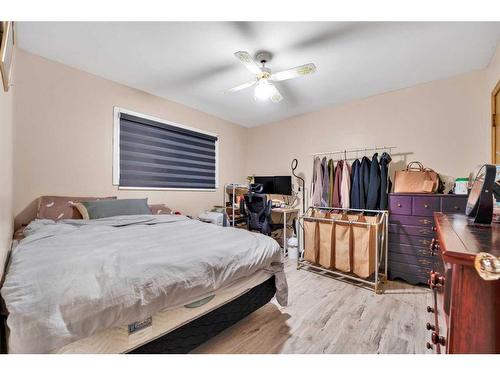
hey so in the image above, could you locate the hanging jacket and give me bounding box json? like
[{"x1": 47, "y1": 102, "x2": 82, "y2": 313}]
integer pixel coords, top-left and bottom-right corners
[
  {"x1": 340, "y1": 161, "x2": 351, "y2": 208},
  {"x1": 311, "y1": 156, "x2": 323, "y2": 207},
  {"x1": 350, "y1": 159, "x2": 361, "y2": 209},
  {"x1": 379, "y1": 152, "x2": 392, "y2": 210},
  {"x1": 328, "y1": 159, "x2": 335, "y2": 206},
  {"x1": 366, "y1": 153, "x2": 380, "y2": 210},
  {"x1": 321, "y1": 157, "x2": 329, "y2": 207},
  {"x1": 332, "y1": 160, "x2": 343, "y2": 208},
  {"x1": 359, "y1": 156, "x2": 371, "y2": 209}
]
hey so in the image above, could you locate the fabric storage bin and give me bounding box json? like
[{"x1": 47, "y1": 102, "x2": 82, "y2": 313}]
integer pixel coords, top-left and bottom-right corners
[
  {"x1": 318, "y1": 212, "x2": 335, "y2": 269},
  {"x1": 334, "y1": 214, "x2": 352, "y2": 272},
  {"x1": 303, "y1": 210, "x2": 320, "y2": 263},
  {"x1": 352, "y1": 215, "x2": 379, "y2": 278}
]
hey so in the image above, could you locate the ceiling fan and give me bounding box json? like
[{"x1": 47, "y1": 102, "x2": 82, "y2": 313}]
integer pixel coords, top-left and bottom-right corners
[{"x1": 224, "y1": 51, "x2": 316, "y2": 102}]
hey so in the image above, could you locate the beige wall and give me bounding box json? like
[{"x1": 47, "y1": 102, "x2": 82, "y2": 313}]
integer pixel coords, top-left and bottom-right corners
[
  {"x1": 13, "y1": 49, "x2": 248, "y2": 225},
  {"x1": 0, "y1": 52, "x2": 14, "y2": 280},
  {"x1": 247, "y1": 46, "x2": 500, "y2": 204}
]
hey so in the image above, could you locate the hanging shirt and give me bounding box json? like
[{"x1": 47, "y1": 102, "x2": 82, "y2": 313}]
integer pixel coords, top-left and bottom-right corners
[
  {"x1": 311, "y1": 156, "x2": 323, "y2": 207},
  {"x1": 332, "y1": 160, "x2": 343, "y2": 208},
  {"x1": 340, "y1": 161, "x2": 351, "y2": 208},
  {"x1": 366, "y1": 153, "x2": 380, "y2": 210},
  {"x1": 359, "y1": 156, "x2": 371, "y2": 209},
  {"x1": 328, "y1": 159, "x2": 335, "y2": 206},
  {"x1": 350, "y1": 159, "x2": 361, "y2": 209},
  {"x1": 379, "y1": 152, "x2": 392, "y2": 210},
  {"x1": 321, "y1": 157, "x2": 329, "y2": 207}
]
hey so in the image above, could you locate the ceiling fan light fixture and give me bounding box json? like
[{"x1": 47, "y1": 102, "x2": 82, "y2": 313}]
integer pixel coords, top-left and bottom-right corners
[{"x1": 254, "y1": 79, "x2": 274, "y2": 101}]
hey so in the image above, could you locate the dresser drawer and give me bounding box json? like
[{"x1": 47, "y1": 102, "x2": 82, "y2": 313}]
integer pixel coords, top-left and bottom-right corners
[
  {"x1": 389, "y1": 214, "x2": 434, "y2": 227},
  {"x1": 388, "y1": 269, "x2": 429, "y2": 285},
  {"x1": 389, "y1": 242, "x2": 435, "y2": 258},
  {"x1": 441, "y1": 196, "x2": 467, "y2": 214},
  {"x1": 388, "y1": 261, "x2": 431, "y2": 283},
  {"x1": 412, "y1": 196, "x2": 440, "y2": 216},
  {"x1": 388, "y1": 233, "x2": 433, "y2": 247},
  {"x1": 389, "y1": 224, "x2": 434, "y2": 238},
  {"x1": 388, "y1": 252, "x2": 437, "y2": 268},
  {"x1": 389, "y1": 195, "x2": 412, "y2": 215}
]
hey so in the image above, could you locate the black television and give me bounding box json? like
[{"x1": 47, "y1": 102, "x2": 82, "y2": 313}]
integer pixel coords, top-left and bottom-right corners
[{"x1": 254, "y1": 175, "x2": 292, "y2": 195}]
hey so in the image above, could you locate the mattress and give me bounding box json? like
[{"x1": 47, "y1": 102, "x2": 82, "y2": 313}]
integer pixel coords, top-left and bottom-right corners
[
  {"x1": 2, "y1": 214, "x2": 287, "y2": 353},
  {"x1": 51, "y1": 271, "x2": 272, "y2": 354}
]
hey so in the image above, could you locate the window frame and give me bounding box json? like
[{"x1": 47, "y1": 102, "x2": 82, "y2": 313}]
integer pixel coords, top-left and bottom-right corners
[{"x1": 112, "y1": 107, "x2": 219, "y2": 191}]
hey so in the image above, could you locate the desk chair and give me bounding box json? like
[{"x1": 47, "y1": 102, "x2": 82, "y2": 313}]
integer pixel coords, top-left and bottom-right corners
[{"x1": 240, "y1": 190, "x2": 281, "y2": 236}]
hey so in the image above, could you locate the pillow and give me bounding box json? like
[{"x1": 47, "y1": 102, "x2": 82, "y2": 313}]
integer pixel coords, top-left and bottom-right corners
[
  {"x1": 148, "y1": 204, "x2": 172, "y2": 215},
  {"x1": 82, "y1": 198, "x2": 151, "y2": 219},
  {"x1": 37, "y1": 196, "x2": 117, "y2": 220}
]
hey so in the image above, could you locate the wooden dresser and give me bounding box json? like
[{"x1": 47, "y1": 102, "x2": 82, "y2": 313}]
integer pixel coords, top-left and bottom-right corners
[
  {"x1": 426, "y1": 213, "x2": 500, "y2": 354},
  {"x1": 388, "y1": 193, "x2": 468, "y2": 285}
]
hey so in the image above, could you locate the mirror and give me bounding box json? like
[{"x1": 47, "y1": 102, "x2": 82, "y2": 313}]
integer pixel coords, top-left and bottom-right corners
[{"x1": 466, "y1": 164, "x2": 496, "y2": 224}]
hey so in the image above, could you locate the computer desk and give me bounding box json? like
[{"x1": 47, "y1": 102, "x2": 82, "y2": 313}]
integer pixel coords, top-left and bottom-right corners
[{"x1": 271, "y1": 207, "x2": 300, "y2": 256}]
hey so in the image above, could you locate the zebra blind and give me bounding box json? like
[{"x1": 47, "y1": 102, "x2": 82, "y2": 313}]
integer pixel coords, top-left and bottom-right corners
[{"x1": 118, "y1": 112, "x2": 218, "y2": 189}]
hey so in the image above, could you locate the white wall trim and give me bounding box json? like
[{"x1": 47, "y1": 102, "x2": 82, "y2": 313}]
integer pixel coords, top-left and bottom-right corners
[{"x1": 112, "y1": 106, "x2": 219, "y2": 191}]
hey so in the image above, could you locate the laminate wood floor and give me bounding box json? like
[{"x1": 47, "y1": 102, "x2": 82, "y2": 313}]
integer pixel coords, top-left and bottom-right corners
[{"x1": 193, "y1": 259, "x2": 432, "y2": 354}]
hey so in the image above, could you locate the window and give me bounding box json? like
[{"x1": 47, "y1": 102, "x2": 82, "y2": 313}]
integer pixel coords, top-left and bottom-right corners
[{"x1": 113, "y1": 108, "x2": 218, "y2": 190}]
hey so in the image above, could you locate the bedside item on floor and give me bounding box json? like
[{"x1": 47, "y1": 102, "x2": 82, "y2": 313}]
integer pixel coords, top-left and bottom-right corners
[
  {"x1": 453, "y1": 178, "x2": 469, "y2": 195},
  {"x1": 198, "y1": 210, "x2": 225, "y2": 226},
  {"x1": 393, "y1": 161, "x2": 439, "y2": 193},
  {"x1": 465, "y1": 164, "x2": 496, "y2": 225},
  {"x1": 287, "y1": 236, "x2": 299, "y2": 260}
]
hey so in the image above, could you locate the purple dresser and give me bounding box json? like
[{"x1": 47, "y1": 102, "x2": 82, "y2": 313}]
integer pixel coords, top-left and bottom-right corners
[{"x1": 388, "y1": 193, "x2": 468, "y2": 285}]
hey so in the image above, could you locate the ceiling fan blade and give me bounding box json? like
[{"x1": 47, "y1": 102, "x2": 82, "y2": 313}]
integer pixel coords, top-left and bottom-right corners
[
  {"x1": 234, "y1": 51, "x2": 262, "y2": 75},
  {"x1": 269, "y1": 83, "x2": 283, "y2": 103},
  {"x1": 271, "y1": 63, "x2": 316, "y2": 82},
  {"x1": 224, "y1": 80, "x2": 257, "y2": 94}
]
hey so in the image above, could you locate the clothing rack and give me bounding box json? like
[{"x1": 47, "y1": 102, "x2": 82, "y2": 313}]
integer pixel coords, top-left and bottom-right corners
[
  {"x1": 311, "y1": 145, "x2": 396, "y2": 159},
  {"x1": 297, "y1": 206, "x2": 389, "y2": 294}
]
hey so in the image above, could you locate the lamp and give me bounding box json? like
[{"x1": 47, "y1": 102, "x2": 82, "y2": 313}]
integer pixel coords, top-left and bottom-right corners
[{"x1": 254, "y1": 79, "x2": 273, "y2": 101}]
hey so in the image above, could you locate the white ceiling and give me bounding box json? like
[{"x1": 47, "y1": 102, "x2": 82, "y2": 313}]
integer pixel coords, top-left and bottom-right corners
[{"x1": 16, "y1": 22, "x2": 500, "y2": 127}]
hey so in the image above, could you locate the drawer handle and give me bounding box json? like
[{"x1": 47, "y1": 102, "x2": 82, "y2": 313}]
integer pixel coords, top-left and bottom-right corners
[
  {"x1": 454, "y1": 205, "x2": 460, "y2": 210},
  {"x1": 419, "y1": 229, "x2": 432, "y2": 235},
  {"x1": 426, "y1": 342, "x2": 433, "y2": 350},
  {"x1": 426, "y1": 306, "x2": 434, "y2": 313},
  {"x1": 424, "y1": 204, "x2": 429, "y2": 208},
  {"x1": 418, "y1": 259, "x2": 432, "y2": 266},
  {"x1": 426, "y1": 322, "x2": 436, "y2": 331},
  {"x1": 419, "y1": 239, "x2": 431, "y2": 246},
  {"x1": 419, "y1": 219, "x2": 432, "y2": 225},
  {"x1": 397, "y1": 203, "x2": 402, "y2": 207},
  {"x1": 431, "y1": 332, "x2": 446, "y2": 346}
]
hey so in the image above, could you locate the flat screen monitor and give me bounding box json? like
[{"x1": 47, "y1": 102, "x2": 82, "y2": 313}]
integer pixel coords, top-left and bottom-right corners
[{"x1": 254, "y1": 176, "x2": 292, "y2": 195}]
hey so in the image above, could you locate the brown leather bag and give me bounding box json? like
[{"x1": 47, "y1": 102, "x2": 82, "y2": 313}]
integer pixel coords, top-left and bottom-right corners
[{"x1": 394, "y1": 161, "x2": 439, "y2": 193}]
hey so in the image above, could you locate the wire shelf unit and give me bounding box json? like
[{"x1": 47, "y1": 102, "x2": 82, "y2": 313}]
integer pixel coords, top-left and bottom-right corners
[{"x1": 297, "y1": 206, "x2": 389, "y2": 293}]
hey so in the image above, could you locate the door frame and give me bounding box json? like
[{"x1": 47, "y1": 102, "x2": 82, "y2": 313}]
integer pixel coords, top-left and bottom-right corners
[{"x1": 492, "y1": 79, "x2": 500, "y2": 163}]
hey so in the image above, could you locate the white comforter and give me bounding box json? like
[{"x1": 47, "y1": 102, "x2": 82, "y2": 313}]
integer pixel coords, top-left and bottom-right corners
[{"x1": 1, "y1": 215, "x2": 287, "y2": 353}]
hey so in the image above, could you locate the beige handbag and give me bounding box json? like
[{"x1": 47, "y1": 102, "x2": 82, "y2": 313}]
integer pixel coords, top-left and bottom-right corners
[
  {"x1": 303, "y1": 210, "x2": 320, "y2": 263},
  {"x1": 318, "y1": 212, "x2": 335, "y2": 269},
  {"x1": 352, "y1": 215, "x2": 379, "y2": 278},
  {"x1": 334, "y1": 214, "x2": 353, "y2": 272},
  {"x1": 394, "y1": 161, "x2": 439, "y2": 193}
]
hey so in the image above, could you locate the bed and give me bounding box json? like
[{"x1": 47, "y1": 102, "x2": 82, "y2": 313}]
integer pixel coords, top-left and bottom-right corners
[{"x1": 0, "y1": 209, "x2": 287, "y2": 354}]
